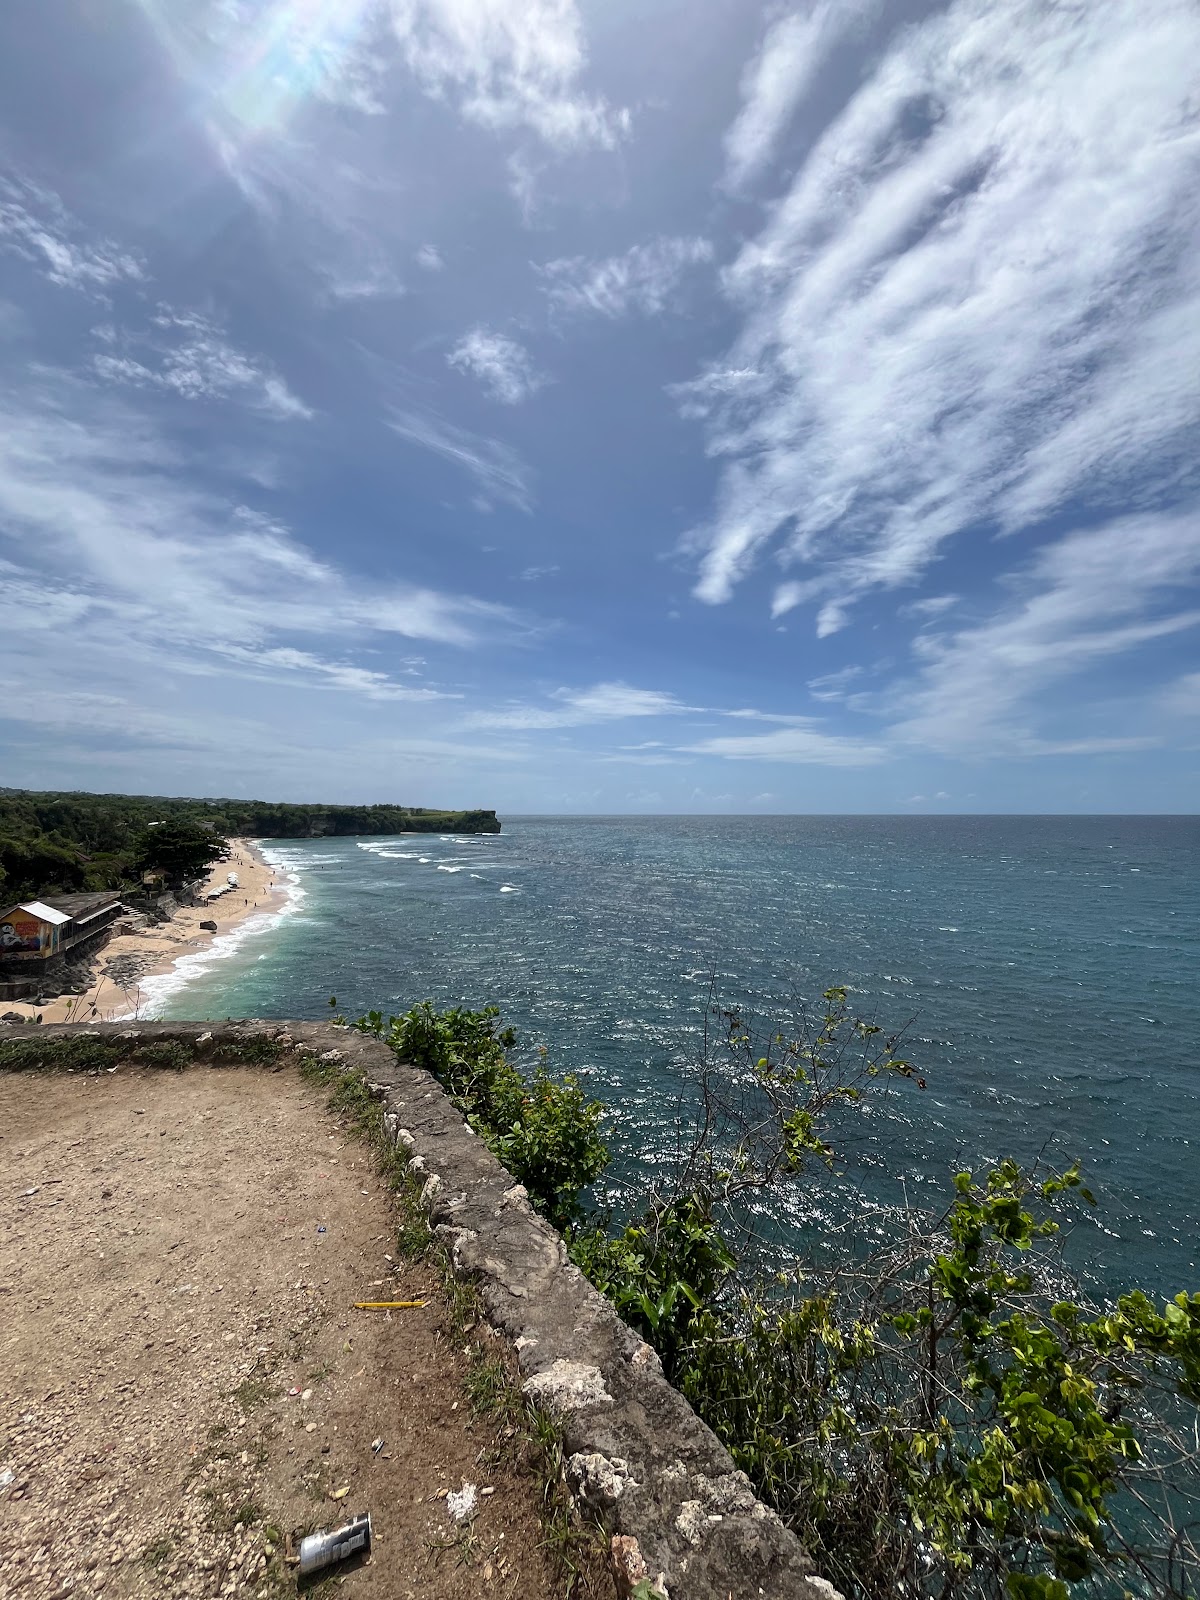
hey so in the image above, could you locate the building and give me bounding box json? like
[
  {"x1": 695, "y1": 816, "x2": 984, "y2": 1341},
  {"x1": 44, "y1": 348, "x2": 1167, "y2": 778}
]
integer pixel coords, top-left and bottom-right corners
[{"x1": 0, "y1": 891, "x2": 125, "y2": 969}]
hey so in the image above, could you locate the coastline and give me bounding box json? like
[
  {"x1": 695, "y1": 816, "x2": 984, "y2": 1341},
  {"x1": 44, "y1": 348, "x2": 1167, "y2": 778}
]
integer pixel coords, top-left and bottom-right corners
[{"x1": 3, "y1": 839, "x2": 295, "y2": 1023}]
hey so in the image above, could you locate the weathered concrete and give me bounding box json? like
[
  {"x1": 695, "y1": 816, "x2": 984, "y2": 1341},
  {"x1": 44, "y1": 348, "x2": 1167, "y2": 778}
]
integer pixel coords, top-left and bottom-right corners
[{"x1": 0, "y1": 1020, "x2": 843, "y2": 1600}]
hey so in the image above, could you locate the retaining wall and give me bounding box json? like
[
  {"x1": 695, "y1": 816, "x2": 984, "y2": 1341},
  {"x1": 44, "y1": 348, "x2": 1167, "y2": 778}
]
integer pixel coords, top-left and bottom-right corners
[{"x1": 0, "y1": 1020, "x2": 843, "y2": 1600}]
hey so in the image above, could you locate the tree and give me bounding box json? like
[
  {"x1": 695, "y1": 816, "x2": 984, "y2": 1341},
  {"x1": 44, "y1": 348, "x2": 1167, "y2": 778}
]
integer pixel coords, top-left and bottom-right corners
[
  {"x1": 566, "y1": 989, "x2": 1200, "y2": 1600},
  {"x1": 134, "y1": 820, "x2": 228, "y2": 888}
]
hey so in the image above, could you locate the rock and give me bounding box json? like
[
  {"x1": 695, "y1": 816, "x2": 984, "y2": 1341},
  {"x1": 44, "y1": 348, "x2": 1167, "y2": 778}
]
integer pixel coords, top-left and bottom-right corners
[
  {"x1": 567, "y1": 1452, "x2": 633, "y2": 1510},
  {"x1": 198, "y1": 920, "x2": 218, "y2": 932},
  {"x1": 522, "y1": 1359, "x2": 612, "y2": 1413},
  {"x1": 1, "y1": 1011, "x2": 25, "y2": 1023}
]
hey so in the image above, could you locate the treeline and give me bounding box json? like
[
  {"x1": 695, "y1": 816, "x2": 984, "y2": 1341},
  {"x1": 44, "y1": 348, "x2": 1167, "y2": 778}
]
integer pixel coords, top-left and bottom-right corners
[{"x1": 0, "y1": 788, "x2": 500, "y2": 900}]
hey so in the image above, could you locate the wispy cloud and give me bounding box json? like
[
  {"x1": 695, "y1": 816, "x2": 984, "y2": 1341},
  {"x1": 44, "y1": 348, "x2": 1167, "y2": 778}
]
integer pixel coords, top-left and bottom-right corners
[
  {"x1": 0, "y1": 375, "x2": 523, "y2": 720},
  {"x1": 388, "y1": 406, "x2": 534, "y2": 510},
  {"x1": 461, "y1": 681, "x2": 692, "y2": 730},
  {"x1": 680, "y1": 723, "x2": 886, "y2": 767},
  {"x1": 389, "y1": 0, "x2": 628, "y2": 150},
  {"x1": 92, "y1": 308, "x2": 313, "y2": 420},
  {"x1": 542, "y1": 236, "x2": 713, "y2": 319},
  {"x1": 0, "y1": 171, "x2": 145, "y2": 294},
  {"x1": 691, "y1": 0, "x2": 1200, "y2": 625},
  {"x1": 889, "y1": 511, "x2": 1200, "y2": 756},
  {"x1": 415, "y1": 244, "x2": 443, "y2": 271},
  {"x1": 448, "y1": 327, "x2": 544, "y2": 404},
  {"x1": 722, "y1": 0, "x2": 879, "y2": 192}
]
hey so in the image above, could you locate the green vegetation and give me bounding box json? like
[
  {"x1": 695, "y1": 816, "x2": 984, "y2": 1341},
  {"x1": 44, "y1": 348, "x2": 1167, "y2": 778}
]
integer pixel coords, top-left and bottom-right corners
[
  {"x1": 0, "y1": 786, "x2": 499, "y2": 900},
  {"x1": 0, "y1": 1031, "x2": 284, "y2": 1071},
  {"x1": 344, "y1": 1000, "x2": 608, "y2": 1229},
  {"x1": 356, "y1": 993, "x2": 1200, "y2": 1600},
  {"x1": 135, "y1": 818, "x2": 229, "y2": 889}
]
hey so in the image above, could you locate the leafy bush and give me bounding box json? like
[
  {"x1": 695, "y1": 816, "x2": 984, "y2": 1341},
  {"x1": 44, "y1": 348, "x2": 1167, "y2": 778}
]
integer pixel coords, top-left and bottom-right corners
[
  {"x1": 349, "y1": 1000, "x2": 608, "y2": 1228},
  {"x1": 350, "y1": 992, "x2": 1200, "y2": 1599}
]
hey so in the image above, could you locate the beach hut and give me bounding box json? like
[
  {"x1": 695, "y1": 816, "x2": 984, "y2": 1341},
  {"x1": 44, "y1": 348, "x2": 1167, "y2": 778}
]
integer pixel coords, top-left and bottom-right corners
[{"x1": 0, "y1": 901, "x2": 70, "y2": 960}]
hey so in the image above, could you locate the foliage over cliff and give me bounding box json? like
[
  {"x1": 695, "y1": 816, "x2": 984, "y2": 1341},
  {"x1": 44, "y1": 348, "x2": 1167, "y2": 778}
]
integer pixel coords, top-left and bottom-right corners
[
  {"x1": 357, "y1": 993, "x2": 1200, "y2": 1600},
  {"x1": 0, "y1": 787, "x2": 499, "y2": 899}
]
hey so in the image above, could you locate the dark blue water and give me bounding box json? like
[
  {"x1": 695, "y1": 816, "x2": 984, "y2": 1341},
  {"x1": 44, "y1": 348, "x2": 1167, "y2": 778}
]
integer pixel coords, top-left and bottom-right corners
[{"x1": 154, "y1": 816, "x2": 1200, "y2": 1298}]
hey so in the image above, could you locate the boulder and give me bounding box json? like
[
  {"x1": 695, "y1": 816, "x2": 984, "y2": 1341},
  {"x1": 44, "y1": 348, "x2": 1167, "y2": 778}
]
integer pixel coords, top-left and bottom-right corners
[{"x1": 199, "y1": 919, "x2": 218, "y2": 932}]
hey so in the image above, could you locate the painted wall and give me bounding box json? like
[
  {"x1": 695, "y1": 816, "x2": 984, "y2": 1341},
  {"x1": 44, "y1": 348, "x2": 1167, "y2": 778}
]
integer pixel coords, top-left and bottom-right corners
[{"x1": 0, "y1": 910, "x2": 59, "y2": 959}]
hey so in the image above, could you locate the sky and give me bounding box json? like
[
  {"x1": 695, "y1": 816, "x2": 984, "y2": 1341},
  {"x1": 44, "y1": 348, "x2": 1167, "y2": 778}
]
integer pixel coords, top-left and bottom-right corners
[{"x1": 0, "y1": 0, "x2": 1198, "y2": 814}]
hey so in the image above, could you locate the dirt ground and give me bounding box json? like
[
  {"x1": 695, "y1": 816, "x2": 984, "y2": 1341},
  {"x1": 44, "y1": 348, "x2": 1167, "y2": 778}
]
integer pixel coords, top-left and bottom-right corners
[{"x1": 0, "y1": 1067, "x2": 580, "y2": 1600}]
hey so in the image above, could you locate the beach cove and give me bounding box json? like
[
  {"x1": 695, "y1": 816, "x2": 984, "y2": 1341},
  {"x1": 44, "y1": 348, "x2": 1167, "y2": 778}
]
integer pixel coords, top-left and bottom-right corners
[{"x1": 3, "y1": 839, "x2": 293, "y2": 1024}]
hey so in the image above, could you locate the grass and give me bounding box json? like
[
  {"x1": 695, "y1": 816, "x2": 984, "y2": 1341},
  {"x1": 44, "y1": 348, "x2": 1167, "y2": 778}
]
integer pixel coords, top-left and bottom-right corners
[
  {"x1": 0, "y1": 1028, "x2": 285, "y2": 1075},
  {"x1": 233, "y1": 1375, "x2": 279, "y2": 1412},
  {"x1": 141, "y1": 1535, "x2": 175, "y2": 1569}
]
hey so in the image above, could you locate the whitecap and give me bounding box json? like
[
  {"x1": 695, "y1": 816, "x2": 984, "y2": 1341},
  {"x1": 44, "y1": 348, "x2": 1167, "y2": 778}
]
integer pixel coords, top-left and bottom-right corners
[
  {"x1": 120, "y1": 843, "x2": 305, "y2": 1019},
  {"x1": 500, "y1": 885, "x2": 519, "y2": 893}
]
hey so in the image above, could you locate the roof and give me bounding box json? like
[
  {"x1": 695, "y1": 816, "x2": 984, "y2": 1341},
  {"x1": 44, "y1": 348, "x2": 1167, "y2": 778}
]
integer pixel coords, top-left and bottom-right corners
[
  {"x1": 13, "y1": 901, "x2": 71, "y2": 926},
  {"x1": 36, "y1": 891, "x2": 122, "y2": 919}
]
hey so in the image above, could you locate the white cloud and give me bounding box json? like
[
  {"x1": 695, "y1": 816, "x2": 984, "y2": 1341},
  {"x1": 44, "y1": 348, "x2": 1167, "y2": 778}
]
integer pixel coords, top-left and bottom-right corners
[
  {"x1": 461, "y1": 681, "x2": 692, "y2": 730},
  {"x1": 890, "y1": 511, "x2": 1200, "y2": 756},
  {"x1": 541, "y1": 236, "x2": 714, "y2": 319},
  {"x1": 389, "y1": 0, "x2": 628, "y2": 149},
  {"x1": 0, "y1": 171, "x2": 145, "y2": 294},
  {"x1": 901, "y1": 594, "x2": 960, "y2": 620},
  {"x1": 1161, "y1": 672, "x2": 1200, "y2": 718},
  {"x1": 416, "y1": 244, "x2": 443, "y2": 270},
  {"x1": 723, "y1": 0, "x2": 880, "y2": 192},
  {"x1": 807, "y1": 666, "x2": 864, "y2": 702},
  {"x1": 680, "y1": 723, "x2": 886, "y2": 767},
  {"x1": 92, "y1": 309, "x2": 313, "y2": 420},
  {"x1": 691, "y1": 0, "x2": 1200, "y2": 621},
  {"x1": 448, "y1": 327, "x2": 544, "y2": 404},
  {"x1": 0, "y1": 377, "x2": 522, "y2": 717},
  {"x1": 388, "y1": 406, "x2": 534, "y2": 508}
]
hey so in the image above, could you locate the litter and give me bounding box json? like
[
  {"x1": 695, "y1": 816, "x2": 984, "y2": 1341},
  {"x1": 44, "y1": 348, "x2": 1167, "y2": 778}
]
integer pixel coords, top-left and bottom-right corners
[
  {"x1": 330, "y1": 1485, "x2": 350, "y2": 1501},
  {"x1": 19, "y1": 1187, "x2": 39, "y2": 1198},
  {"x1": 298, "y1": 1512, "x2": 372, "y2": 1576},
  {"x1": 447, "y1": 1482, "x2": 477, "y2": 1523},
  {"x1": 0, "y1": 1468, "x2": 14, "y2": 1489},
  {"x1": 353, "y1": 1300, "x2": 426, "y2": 1311},
  {"x1": 370, "y1": 1437, "x2": 384, "y2": 1455},
  {"x1": 317, "y1": 1225, "x2": 327, "y2": 1235}
]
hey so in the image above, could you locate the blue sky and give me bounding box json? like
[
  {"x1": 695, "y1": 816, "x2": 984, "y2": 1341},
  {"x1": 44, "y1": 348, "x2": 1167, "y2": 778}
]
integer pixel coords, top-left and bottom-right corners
[{"x1": 1, "y1": 0, "x2": 1197, "y2": 813}]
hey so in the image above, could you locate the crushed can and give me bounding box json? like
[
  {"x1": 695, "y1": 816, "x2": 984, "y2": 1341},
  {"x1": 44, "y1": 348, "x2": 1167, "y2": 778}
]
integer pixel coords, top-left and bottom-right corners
[{"x1": 298, "y1": 1512, "x2": 373, "y2": 1575}]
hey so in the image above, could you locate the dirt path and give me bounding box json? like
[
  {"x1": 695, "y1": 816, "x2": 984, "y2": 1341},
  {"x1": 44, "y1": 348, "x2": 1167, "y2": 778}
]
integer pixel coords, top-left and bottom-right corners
[{"x1": 0, "y1": 1067, "x2": 571, "y2": 1599}]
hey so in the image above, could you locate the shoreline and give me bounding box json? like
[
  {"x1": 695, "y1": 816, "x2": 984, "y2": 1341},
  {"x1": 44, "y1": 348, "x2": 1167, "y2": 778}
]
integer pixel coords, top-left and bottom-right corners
[{"x1": 3, "y1": 839, "x2": 294, "y2": 1024}]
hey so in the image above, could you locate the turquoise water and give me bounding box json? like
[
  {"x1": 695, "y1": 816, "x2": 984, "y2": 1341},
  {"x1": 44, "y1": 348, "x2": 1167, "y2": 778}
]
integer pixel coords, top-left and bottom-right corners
[{"x1": 153, "y1": 815, "x2": 1200, "y2": 1297}]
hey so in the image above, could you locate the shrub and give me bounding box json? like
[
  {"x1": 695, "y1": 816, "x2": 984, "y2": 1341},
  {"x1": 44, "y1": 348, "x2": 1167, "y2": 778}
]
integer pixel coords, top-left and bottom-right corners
[
  {"x1": 349, "y1": 992, "x2": 1200, "y2": 1598},
  {"x1": 349, "y1": 1000, "x2": 608, "y2": 1229}
]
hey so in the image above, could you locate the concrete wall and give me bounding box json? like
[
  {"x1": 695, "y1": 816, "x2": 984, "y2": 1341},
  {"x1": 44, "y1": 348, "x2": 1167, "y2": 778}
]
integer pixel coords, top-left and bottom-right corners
[{"x1": 0, "y1": 1020, "x2": 844, "y2": 1600}]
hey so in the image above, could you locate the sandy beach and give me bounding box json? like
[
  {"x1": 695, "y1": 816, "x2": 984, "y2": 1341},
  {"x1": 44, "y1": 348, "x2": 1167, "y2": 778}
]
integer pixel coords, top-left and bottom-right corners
[{"x1": 4, "y1": 839, "x2": 284, "y2": 1023}]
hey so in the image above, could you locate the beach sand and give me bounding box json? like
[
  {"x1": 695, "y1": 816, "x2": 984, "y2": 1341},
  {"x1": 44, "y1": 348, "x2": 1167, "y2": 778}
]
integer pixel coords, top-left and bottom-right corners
[{"x1": 3, "y1": 839, "x2": 282, "y2": 1024}]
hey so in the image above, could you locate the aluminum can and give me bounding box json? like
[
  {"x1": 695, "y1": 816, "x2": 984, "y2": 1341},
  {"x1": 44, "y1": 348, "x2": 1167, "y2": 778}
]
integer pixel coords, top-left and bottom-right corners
[{"x1": 298, "y1": 1512, "x2": 373, "y2": 1574}]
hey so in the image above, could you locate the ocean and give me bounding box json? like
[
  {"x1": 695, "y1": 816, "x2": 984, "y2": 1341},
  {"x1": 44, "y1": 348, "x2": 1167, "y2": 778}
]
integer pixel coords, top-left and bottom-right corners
[{"x1": 148, "y1": 815, "x2": 1200, "y2": 1300}]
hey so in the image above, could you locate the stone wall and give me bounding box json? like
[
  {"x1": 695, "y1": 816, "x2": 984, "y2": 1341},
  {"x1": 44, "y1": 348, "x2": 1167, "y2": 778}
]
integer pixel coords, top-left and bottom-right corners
[{"x1": 1, "y1": 1020, "x2": 843, "y2": 1600}]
